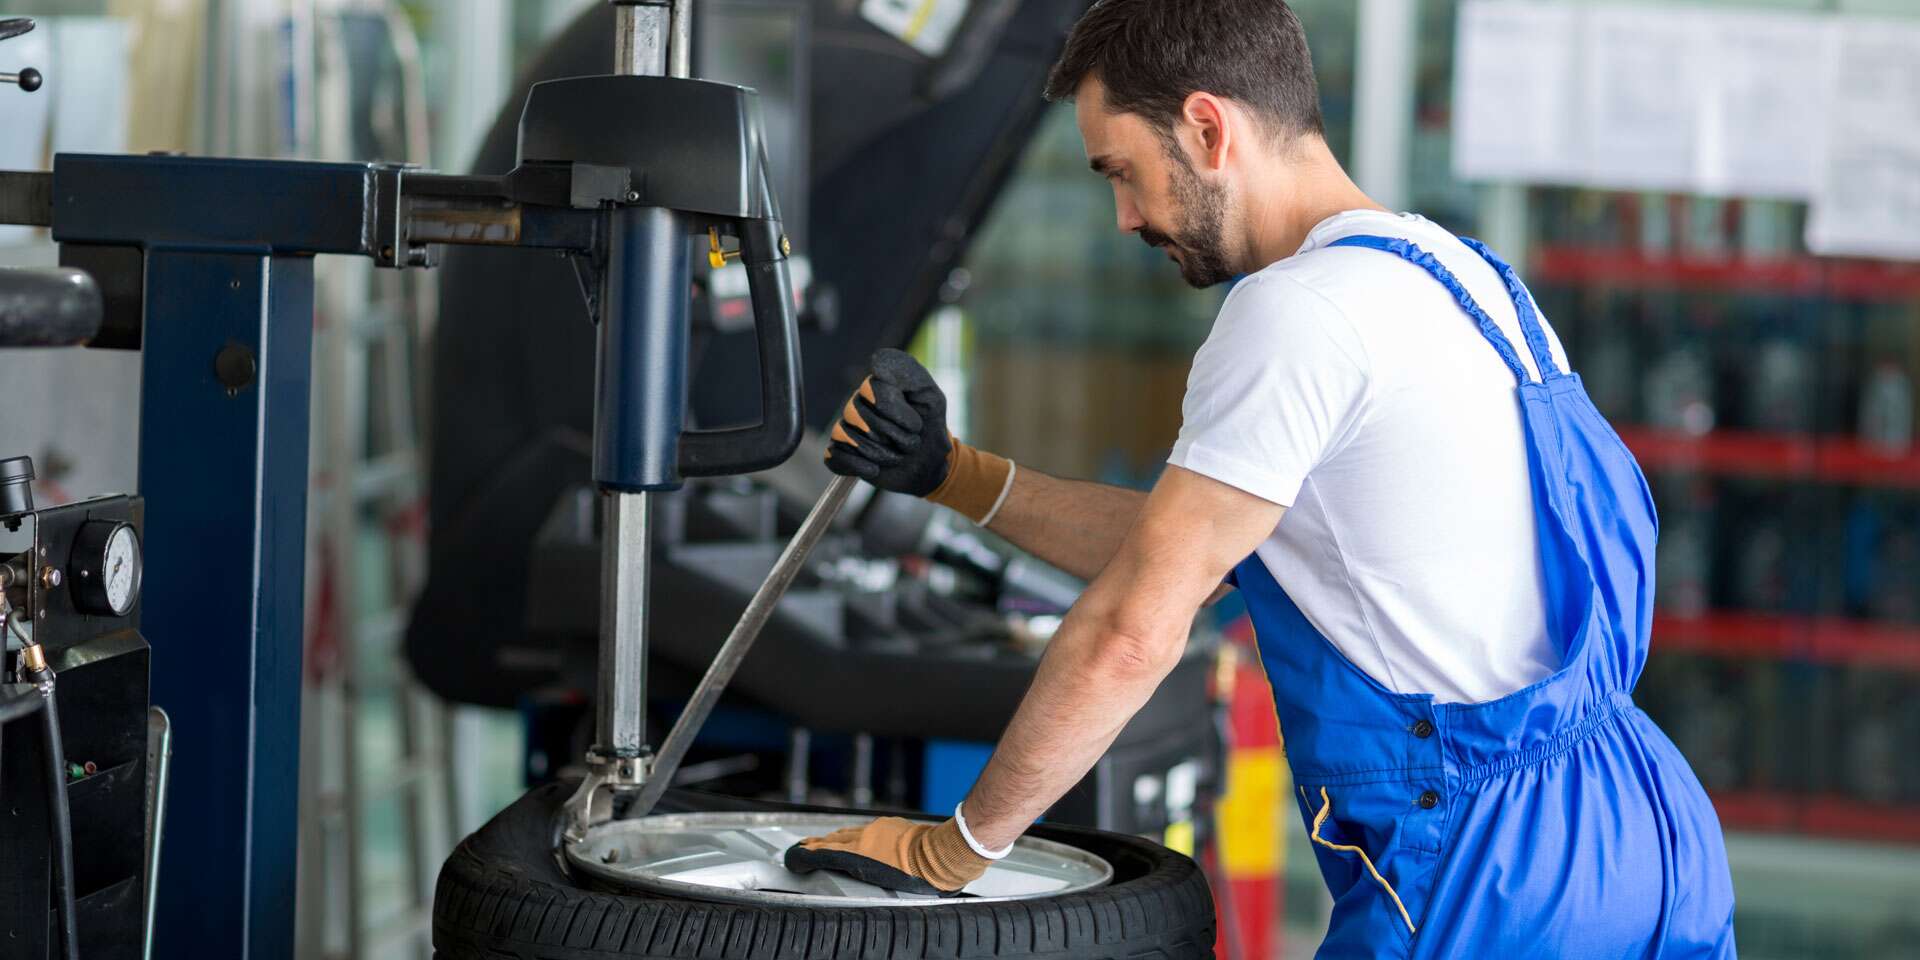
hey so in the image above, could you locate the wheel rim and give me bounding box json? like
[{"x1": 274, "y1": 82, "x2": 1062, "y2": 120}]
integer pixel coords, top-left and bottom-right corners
[{"x1": 564, "y1": 812, "x2": 1114, "y2": 906}]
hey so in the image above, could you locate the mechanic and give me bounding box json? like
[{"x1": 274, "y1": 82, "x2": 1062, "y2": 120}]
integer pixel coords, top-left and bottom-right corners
[{"x1": 784, "y1": 0, "x2": 1737, "y2": 955}]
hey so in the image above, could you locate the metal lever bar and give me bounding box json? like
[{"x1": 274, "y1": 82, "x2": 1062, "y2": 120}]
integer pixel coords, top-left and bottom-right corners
[{"x1": 628, "y1": 474, "x2": 859, "y2": 818}]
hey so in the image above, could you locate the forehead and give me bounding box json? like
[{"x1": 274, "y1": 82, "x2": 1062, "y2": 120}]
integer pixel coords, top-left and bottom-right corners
[{"x1": 1073, "y1": 76, "x2": 1155, "y2": 161}]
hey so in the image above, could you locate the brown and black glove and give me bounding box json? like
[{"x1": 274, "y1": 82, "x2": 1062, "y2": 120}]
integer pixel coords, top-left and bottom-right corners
[
  {"x1": 783, "y1": 816, "x2": 990, "y2": 896},
  {"x1": 825, "y1": 348, "x2": 1014, "y2": 524}
]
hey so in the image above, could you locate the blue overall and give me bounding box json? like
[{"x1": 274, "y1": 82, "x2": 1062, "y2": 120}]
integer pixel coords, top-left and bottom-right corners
[{"x1": 1235, "y1": 235, "x2": 1737, "y2": 958}]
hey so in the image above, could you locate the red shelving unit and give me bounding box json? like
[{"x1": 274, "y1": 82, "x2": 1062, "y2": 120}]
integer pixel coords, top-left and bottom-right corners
[
  {"x1": 1710, "y1": 790, "x2": 1920, "y2": 845},
  {"x1": 1617, "y1": 426, "x2": 1920, "y2": 490},
  {"x1": 1534, "y1": 245, "x2": 1920, "y2": 303},
  {"x1": 1653, "y1": 613, "x2": 1920, "y2": 670}
]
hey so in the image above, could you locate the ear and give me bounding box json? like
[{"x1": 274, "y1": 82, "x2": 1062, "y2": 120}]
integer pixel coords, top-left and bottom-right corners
[{"x1": 1179, "y1": 92, "x2": 1233, "y2": 172}]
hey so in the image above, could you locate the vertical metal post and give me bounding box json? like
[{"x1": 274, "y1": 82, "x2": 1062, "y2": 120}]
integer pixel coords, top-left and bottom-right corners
[
  {"x1": 584, "y1": 0, "x2": 687, "y2": 775},
  {"x1": 1353, "y1": 0, "x2": 1416, "y2": 210},
  {"x1": 145, "y1": 251, "x2": 314, "y2": 960},
  {"x1": 669, "y1": 0, "x2": 693, "y2": 78},
  {"x1": 614, "y1": 2, "x2": 671, "y2": 76},
  {"x1": 596, "y1": 491, "x2": 650, "y2": 758}
]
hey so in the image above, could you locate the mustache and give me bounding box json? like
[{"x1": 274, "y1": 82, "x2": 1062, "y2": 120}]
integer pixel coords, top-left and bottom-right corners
[{"x1": 1139, "y1": 227, "x2": 1174, "y2": 249}]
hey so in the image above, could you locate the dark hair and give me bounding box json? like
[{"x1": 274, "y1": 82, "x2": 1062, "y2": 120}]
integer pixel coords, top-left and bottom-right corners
[{"x1": 1044, "y1": 0, "x2": 1325, "y2": 142}]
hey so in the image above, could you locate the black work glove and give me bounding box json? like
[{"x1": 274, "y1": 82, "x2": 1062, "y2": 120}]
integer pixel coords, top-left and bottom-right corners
[{"x1": 825, "y1": 348, "x2": 953, "y2": 496}]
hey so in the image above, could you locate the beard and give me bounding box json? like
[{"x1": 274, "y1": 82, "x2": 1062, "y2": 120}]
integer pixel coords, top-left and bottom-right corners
[{"x1": 1139, "y1": 147, "x2": 1235, "y2": 288}]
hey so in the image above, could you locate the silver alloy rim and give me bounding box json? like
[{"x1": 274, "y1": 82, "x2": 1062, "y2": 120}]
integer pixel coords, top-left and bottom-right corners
[{"x1": 565, "y1": 812, "x2": 1114, "y2": 906}]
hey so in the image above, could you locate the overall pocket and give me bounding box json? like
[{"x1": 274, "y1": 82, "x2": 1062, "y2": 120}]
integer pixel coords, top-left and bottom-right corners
[{"x1": 1295, "y1": 783, "x2": 1442, "y2": 949}]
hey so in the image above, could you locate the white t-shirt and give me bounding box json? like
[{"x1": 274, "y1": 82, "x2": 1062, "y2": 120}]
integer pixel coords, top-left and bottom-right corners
[{"x1": 1170, "y1": 210, "x2": 1569, "y2": 704}]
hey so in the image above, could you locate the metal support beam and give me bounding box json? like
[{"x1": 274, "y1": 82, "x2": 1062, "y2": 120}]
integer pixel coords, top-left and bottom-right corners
[
  {"x1": 143, "y1": 250, "x2": 314, "y2": 960},
  {"x1": 1353, "y1": 0, "x2": 1417, "y2": 211},
  {"x1": 596, "y1": 490, "x2": 650, "y2": 758},
  {"x1": 614, "y1": 2, "x2": 671, "y2": 77}
]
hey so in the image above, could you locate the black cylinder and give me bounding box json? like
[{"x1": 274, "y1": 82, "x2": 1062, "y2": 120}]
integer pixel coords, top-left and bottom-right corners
[
  {"x1": 594, "y1": 207, "x2": 690, "y2": 491},
  {"x1": 0, "y1": 456, "x2": 35, "y2": 519}
]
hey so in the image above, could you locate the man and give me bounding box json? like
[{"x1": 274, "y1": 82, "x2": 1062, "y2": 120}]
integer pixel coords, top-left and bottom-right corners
[{"x1": 784, "y1": 1, "x2": 1737, "y2": 955}]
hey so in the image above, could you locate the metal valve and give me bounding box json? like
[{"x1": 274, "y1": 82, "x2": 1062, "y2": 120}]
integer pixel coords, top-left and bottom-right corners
[{"x1": 1, "y1": 18, "x2": 42, "y2": 92}]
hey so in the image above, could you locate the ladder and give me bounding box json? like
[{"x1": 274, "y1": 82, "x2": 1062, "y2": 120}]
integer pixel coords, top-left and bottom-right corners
[{"x1": 294, "y1": 5, "x2": 458, "y2": 958}]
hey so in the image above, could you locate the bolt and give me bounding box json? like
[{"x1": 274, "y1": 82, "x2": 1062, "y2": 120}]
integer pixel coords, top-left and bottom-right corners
[
  {"x1": 40, "y1": 567, "x2": 60, "y2": 589},
  {"x1": 625, "y1": 190, "x2": 641, "y2": 203},
  {"x1": 214, "y1": 342, "x2": 258, "y2": 395},
  {"x1": 228, "y1": 279, "x2": 240, "y2": 291}
]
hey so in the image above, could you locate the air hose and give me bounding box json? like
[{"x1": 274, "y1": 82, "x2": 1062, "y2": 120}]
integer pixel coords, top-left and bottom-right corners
[{"x1": 21, "y1": 642, "x2": 80, "y2": 960}]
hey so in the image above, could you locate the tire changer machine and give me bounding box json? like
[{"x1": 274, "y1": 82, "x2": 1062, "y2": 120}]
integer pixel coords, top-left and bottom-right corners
[
  {"x1": 410, "y1": 0, "x2": 1221, "y2": 848},
  {"x1": 0, "y1": 2, "x2": 1223, "y2": 956}
]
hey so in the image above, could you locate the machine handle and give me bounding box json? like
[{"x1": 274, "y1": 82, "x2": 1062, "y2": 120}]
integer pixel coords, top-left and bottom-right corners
[
  {"x1": 1, "y1": 17, "x2": 43, "y2": 92},
  {"x1": 676, "y1": 213, "x2": 804, "y2": 477},
  {"x1": 0, "y1": 268, "x2": 103, "y2": 346}
]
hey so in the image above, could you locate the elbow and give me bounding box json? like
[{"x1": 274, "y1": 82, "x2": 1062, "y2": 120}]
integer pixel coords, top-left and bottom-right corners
[{"x1": 1093, "y1": 626, "x2": 1184, "y2": 686}]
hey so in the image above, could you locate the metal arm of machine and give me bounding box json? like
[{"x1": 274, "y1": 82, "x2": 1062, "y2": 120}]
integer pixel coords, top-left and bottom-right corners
[{"x1": 0, "y1": 3, "x2": 816, "y2": 935}]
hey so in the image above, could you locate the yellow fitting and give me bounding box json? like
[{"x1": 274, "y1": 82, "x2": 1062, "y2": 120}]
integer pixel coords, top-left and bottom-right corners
[
  {"x1": 21, "y1": 642, "x2": 46, "y2": 673},
  {"x1": 708, "y1": 228, "x2": 742, "y2": 270}
]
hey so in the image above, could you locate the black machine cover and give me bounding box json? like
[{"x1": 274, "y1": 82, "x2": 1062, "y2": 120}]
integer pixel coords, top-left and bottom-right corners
[{"x1": 407, "y1": 0, "x2": 1092, "y2": 706}]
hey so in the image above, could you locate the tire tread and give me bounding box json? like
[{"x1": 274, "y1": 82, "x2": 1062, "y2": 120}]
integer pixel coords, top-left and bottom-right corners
[{"x1": 432, "y1": 786, "x2": 1213, "y2": 960}]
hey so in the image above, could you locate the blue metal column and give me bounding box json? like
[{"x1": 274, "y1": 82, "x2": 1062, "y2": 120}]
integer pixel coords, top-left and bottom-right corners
[{"x1": 141, "y1": 249, "x2": 313, "y2": 959}]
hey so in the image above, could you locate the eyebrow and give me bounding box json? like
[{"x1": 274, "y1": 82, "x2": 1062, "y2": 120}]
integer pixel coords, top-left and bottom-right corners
[{"x1": 1088, "y1": 155, "x2": 1119, "y2": 175}]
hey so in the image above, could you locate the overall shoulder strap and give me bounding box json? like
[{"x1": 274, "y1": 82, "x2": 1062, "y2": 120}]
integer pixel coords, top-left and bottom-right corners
[
  {"x1": 1460, "y1": 237, "x2": 1562, "y2": 380},
  {"x1": 1327, "y1": 234, "x2": 1533, "y2": 385}
]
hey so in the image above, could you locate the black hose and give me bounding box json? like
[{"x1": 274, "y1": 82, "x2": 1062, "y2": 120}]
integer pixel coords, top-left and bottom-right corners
[
  {"x1": 0, "y1": 683, "x2": 45, "y2": 723},
  {"x1": 31, "y1": 674, "x2": 80, "y2": 960}
]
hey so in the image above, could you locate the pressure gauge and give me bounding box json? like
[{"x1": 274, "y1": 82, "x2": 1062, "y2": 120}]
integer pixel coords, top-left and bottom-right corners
[{"x1": 70, "y1": 520, "x2": 142, "y2": 617}]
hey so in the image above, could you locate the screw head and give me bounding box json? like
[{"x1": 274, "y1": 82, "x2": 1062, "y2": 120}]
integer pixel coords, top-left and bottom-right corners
[{"x1": 625, "y1": 190, "x2": 641, "y2": 203}]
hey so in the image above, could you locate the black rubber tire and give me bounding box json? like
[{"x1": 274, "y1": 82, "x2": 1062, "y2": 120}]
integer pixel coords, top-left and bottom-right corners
[{"x1": 432, "y1": 783, "x2": 1216, "y2": 959}]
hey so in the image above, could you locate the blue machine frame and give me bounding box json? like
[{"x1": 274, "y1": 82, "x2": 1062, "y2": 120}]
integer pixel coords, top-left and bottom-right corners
[{"x1": 49, "y1": 154, "x2": 401, "y2": 958}]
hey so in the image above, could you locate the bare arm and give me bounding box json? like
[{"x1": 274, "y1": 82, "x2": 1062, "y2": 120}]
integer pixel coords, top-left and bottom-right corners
[
  {"x1": 961, "y1": 465, "x2": 1284, "y2": 848},
  {"x1": 981, "y1": 467, "x2": 1147, "y2": 582}
]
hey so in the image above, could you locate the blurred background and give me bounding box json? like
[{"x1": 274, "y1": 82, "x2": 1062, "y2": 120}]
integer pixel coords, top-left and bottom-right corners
[{"x1": 2, "y1": 1, "x2": 1917, "y2": 958}]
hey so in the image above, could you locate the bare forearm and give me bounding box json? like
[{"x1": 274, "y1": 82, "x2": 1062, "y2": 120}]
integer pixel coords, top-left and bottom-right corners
[
  {"x1": 960, "y1": 581, "x2": 1182, "y2": 848},
  {"x1": 983, "y1": 467, "x2": 1147, "y2": 581}
]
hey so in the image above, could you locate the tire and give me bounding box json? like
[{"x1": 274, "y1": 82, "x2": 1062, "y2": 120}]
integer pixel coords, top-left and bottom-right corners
[{"x1": 432, "y1": 783, "x2": 1216, "y2": 959}]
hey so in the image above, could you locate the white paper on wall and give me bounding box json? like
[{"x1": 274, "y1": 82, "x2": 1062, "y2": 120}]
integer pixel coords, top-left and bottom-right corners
[
  {"x1": 1694, "y1": 9, "x2": 1831, "y2": 200},
  {"x1": 1452, "y1": 0, "x2": 1583, "y2": 185},
  {"x1": 1580, "y1": 4, "x2": 1704, "y2": 192},
  {"x1": 1806, "y1": 19, "x2": 1920, "y2": 261},
  {"x1": 48, "y1": 18, "x2": 131, "y2": 155},
  {"x1": 1453, "y1": 2, "x2": 1847, "y2": 201},
  {"x1": 0, "y1": 25, "x2": 52, "y2": 246}
]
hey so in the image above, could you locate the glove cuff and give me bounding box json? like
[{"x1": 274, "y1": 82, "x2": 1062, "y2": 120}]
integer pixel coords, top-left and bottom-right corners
[
  {"x1": 925, "y1": 439, "x2": 1013, "y2": 525},
  {"x1": 909, "y1": 819, "x2": 992, "y2": 893}
]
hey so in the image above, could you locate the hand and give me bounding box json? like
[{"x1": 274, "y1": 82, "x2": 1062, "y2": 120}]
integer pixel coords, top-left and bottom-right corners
[
  {"x1": 825, "y1": 349, "x2": 953, "y2": 497},
  {"x1": 783, "y1": 816, "x2": 989, "y2": 896},
  {"x1": 826, "y1": 349, "x2": 1015, "y2": 524}
]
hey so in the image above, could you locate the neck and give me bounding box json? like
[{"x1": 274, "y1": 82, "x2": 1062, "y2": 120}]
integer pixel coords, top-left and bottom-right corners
[{"x1": 1241, "y1": 136, "x2": 1389, "y2": 271}]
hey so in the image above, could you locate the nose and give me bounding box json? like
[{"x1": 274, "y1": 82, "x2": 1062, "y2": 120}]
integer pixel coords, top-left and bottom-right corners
[{"x1": 1113, "y1": 191, "x2": 1146, "y2": 234}]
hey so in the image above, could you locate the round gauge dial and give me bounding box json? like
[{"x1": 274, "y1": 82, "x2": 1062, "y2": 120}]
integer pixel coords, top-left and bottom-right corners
[{"x1": 70, "y1": 520, "x2": 142, "y2": 617}]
